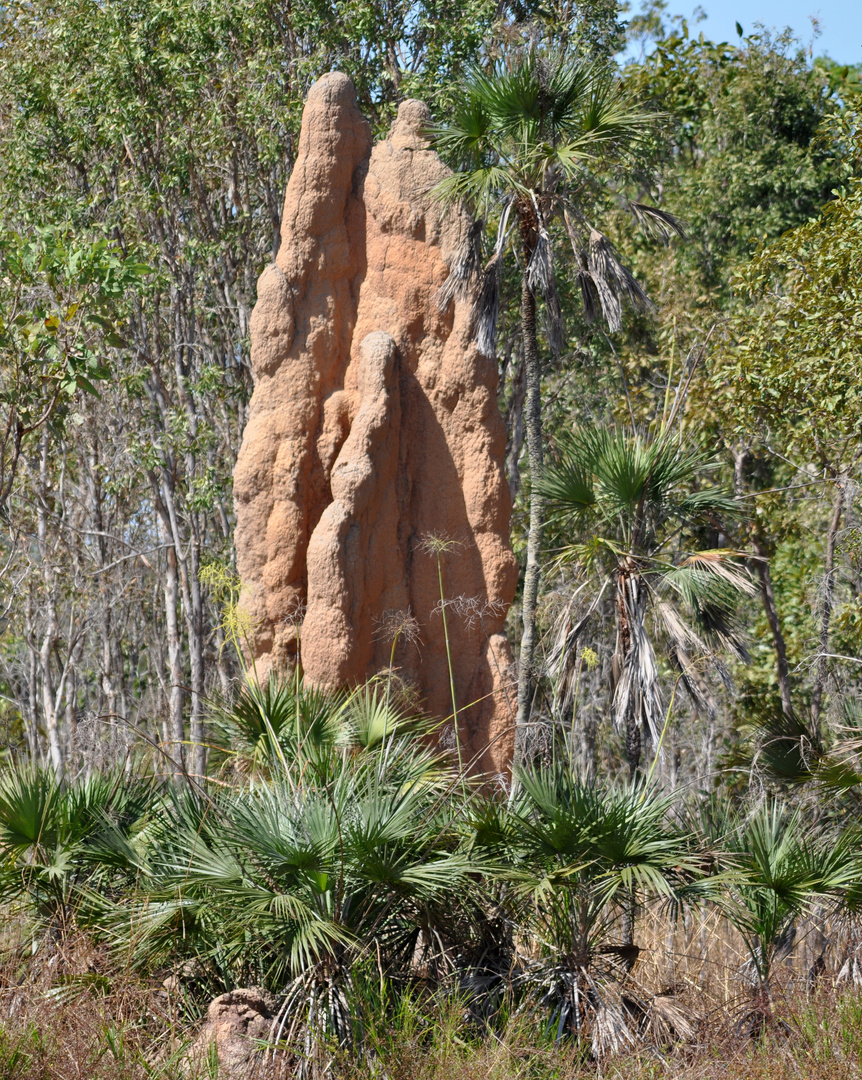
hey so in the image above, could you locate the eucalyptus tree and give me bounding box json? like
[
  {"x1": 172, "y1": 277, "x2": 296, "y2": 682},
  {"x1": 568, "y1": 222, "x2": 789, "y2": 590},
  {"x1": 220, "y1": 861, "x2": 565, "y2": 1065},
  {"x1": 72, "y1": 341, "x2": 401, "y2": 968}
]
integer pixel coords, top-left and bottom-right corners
[
  {"x1": 715, "y1": 121, "x2": 862, "y2": 734},
  {"x1": 432, "y1": 50, "x2": 680, "y2": 753},
  {"x1": 540, "y1": 427, "x2": 752, "y2": 776}
]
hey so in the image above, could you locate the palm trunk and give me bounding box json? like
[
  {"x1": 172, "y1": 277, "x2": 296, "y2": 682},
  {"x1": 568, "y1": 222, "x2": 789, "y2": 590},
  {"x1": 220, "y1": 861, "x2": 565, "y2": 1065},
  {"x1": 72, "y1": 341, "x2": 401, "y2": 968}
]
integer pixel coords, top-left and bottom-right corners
[{"x1": 515, "y1": 271, "x2": 544, "y2": 763}]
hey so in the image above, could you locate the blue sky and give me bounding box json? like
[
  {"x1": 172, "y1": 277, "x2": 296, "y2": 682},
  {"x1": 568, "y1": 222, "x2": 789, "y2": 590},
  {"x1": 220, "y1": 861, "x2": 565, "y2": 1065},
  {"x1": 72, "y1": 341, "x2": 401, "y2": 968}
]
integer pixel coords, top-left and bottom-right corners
[{"x1": 646, "y1": 1, "x2": 862, "y2": 65}]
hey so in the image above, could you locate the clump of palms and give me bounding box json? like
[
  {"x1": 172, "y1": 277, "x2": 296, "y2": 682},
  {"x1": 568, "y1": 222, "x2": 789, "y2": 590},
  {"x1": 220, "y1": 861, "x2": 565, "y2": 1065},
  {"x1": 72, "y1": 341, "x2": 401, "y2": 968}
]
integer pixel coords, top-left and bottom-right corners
[
  {"x1": 706, "y1": 799, "x2": 860, "y2": 1031},
  {"x1": 540, "y1": 426, "x2": 753, "y2": 775},
  {"x1": 212, "y1": 671, "x2": 428, "y2": 780},
  {"x1": 468, "y1": 764, "x2": 701, "y2": 1056},
  {"x1": 0, "y1": 764, "x2": 153, "y2": 938},
  {"x1": 432, "y1": 48, "x2": 680, "y2": 746},
  {"x1": 101, "y1": 679, "x2": 474, "y2": 1078}
]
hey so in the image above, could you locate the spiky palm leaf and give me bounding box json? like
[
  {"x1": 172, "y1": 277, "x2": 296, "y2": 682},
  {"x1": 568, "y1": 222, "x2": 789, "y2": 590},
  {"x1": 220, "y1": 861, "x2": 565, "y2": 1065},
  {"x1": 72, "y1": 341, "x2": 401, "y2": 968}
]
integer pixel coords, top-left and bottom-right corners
[
  {"x1": 707, "y1": 800, "x2": 861, "y2": 996},
  {"x1": 431, "y1": 51, "x2": 669, "y2": 351},
  {"x1": 0, "y1": 763, "x2": 154, "y2": 930},
  {"x1": 481, "y1": 765, "x2": 701, "y2": 1052},
  {"x1": 100, "y1": 695, "x2": 476, "y2": 1076}
]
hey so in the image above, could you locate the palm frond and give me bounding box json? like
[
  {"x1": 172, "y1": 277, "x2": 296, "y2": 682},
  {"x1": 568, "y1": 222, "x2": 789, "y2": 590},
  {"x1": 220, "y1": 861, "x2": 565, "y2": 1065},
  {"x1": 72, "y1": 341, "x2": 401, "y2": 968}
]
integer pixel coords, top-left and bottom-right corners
[
  {"x1": 586, "y1": 229, "x2": 654, "y2": 333},
  {"x1": 613, "y1": 574, "x2": 664, "y2": 748},
  {"x1": 435, "y1": 218, "x2": 483, "y2": 311},
  {"x1": 629, "y1": 201, "x2": 688, "y2": 242},
  {"x1": 473, "y1": 252, "x2": 501, "y2": 357}
]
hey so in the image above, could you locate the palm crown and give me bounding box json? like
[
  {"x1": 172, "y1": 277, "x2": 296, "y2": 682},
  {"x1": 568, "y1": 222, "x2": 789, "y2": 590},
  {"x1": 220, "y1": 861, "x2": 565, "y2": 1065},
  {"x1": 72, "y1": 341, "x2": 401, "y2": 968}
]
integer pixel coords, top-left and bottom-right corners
[
  {"x1": 541, "y1": 428, "x2": 753, "y2": 774},
  {"x1": 432, "y1": 50, "x2": 681, "y2": 751},
  {"x1": 433, "y1": 51, "x2": 681, "y2": 346}
]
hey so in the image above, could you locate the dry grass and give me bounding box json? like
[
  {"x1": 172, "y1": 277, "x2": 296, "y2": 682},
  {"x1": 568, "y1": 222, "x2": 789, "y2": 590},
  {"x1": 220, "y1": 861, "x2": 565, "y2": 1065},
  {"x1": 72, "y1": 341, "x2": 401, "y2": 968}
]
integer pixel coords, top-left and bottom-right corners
[
  {"x1": 1, "y1": 912, "x2": 861, "y2": 1079},
  {"x1": 0, "y1": 932, "x2": 199, "y2": 1080}
]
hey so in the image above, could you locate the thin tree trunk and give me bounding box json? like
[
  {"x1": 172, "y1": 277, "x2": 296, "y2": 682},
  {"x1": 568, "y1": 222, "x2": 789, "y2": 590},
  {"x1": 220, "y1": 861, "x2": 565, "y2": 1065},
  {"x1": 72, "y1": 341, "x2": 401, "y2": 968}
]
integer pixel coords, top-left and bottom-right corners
[
  {"x1": 36, "y1": 431, "x2": 64, "y2": 778},
  {"x1": 159, "y1": 473, "x2": 206, "y2": 780},
  {"x1": 752, "y1": 537, "x2": 793, "y2": 716},
  {"x1": 188, "y1": 535, "x2": 206, "y2": 780},
  {"x1": 515, "y1": 272, "x2": 544, "y2": 764},
  {"x1": 214, "y1": 621, "x2": 233, "y2": 701},
  {"x1": 24, "y1": 594, "x2": 40, "y2": 763},
  {"x1": 616, "y1": 570, "x2": 641, "y2": 779},
  {"x1": 39, "y1": 600, "x2": 62, "y2": 777},
  {"x1": 157, "y1": 509, "x2": 185, "y2": 777},
  {"x1": 64, "y1": 665, "x2": 77, "y2": 766},
  {"x1": 811, "y1": 479, "x2": 845, "y2": 734},
  {"x1": 734, "y1": 449, "x2": 794, "y2": 717}
]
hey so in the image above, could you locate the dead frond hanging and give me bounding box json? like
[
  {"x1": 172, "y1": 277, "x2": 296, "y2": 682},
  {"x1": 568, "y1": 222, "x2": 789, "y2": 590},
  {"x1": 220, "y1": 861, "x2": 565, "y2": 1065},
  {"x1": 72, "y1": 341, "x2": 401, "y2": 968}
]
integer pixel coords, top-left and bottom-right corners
[
  {"x1": 629, "y1": 201, "x2": 688, "y2": 243},
  {"x1": 526, "y1": 223, "x2": 564, "y2": 355},
  {"x1": 473, "y1": 252, "x2": 501, "y2": 357},
  {"x1": 587, "y1": 229, "x2": 654, "y2": 334},
  {"x1": 613, "y1": 573, "x2": 664, "y2": 749},
  {"x1": 435, "y1": 217, "x2": 484, "y2": 311}
]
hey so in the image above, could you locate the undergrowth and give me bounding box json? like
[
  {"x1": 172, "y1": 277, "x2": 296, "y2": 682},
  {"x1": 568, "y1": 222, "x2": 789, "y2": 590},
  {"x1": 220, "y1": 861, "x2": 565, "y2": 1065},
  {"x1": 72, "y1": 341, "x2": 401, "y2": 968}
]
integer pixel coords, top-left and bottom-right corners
[{"x1": 2, "y1": 960, "x2": 862, "y2": 1080}]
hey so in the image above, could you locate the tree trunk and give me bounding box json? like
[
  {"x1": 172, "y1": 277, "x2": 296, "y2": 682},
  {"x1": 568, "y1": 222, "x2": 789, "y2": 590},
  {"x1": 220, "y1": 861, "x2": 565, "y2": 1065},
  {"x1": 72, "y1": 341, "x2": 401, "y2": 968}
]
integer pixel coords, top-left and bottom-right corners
[
  {"x1": 39, "y1": 599, "x2": 62, "y2": 777},
  {"x1": 504, "y1": 343, "x2": 527, "y2": 504},
  {"x1": 156, "y1": 506, "x2": 185, "y2": 778},
  {"x1": 514, "y1": 271, "x2": 544, "y2": 764},
  {"x1": 615, "y1": 570, "x2": 641, "y2": 779},
  {"x1": 811, "y1": 479, "x2": 845, "y2": 734},
  {"x1": 188, "y1": 523, "x2": 206, "y2": 780},
  {"x1": 24, "y1": 593, "x2": 41, "y2": 763},
  {"x1": 752, "y1": 537, "x2": 793, "y2": 716},
  {"x1": 734, "y1": 449, "x2": 793, "y2": 717},
  {"x1": 35, "y1": 431, "x2": 64, "y2": 778}
]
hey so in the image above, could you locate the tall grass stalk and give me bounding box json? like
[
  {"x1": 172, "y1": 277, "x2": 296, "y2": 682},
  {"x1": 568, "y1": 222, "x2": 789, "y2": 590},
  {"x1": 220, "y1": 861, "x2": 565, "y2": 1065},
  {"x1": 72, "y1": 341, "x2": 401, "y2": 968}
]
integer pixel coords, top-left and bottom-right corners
[{"x1": 421, "y1": 535, "x2": 465, "y2": 787}]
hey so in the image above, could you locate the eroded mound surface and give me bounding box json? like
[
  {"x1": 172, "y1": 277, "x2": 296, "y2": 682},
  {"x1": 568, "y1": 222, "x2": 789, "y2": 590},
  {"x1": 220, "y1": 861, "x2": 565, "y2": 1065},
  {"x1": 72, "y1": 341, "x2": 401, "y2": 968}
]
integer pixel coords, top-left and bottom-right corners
[{"x1": 234, "y1": 73, "x2": 518, "y2": 775}]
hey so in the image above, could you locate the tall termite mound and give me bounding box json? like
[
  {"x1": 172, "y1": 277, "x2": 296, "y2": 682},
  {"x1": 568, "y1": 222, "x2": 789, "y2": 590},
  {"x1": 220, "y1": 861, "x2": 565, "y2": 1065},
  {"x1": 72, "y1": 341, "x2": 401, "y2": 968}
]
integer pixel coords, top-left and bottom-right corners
[{"x1": 233, "y1": 73, "x2": 518, "y2": 776}]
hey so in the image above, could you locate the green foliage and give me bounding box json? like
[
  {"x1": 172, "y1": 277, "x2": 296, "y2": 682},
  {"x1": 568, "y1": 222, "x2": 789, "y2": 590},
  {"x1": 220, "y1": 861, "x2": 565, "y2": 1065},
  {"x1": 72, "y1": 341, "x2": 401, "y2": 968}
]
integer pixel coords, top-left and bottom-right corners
[
  {"x1": 0, "y1": 227, "x2": 147, "y2": 508},
  {"x1": 433, "y1": 48, "x2": 666, "y2": 347},
  {"x1": 3, "y1": 674, "x2": 862, "y2": 1067},
  {"x1": 714, "y1": 121, "x2": 862, "y2": 462},
  {"x1": 707, "y1": 800, "x2": 859, "y2": 992},
  {"x1": 434, "y1": 54, "x2": 650, "y2": 206},
  {"x1": 487, "y1": 769, "x2": 699, "y2": 1048},
  {"x1": 541, "y1": 425, "x2": 752, "y2": 770},
  {"x1": 541, "y1": 427, "x2": 739, "y2": 561},
  {"x1": 624, "y1": 27, "x2": 848, "y2": 294},
  {"x1": 0, "y1": 764, "x2": 152, "y2": 931}
]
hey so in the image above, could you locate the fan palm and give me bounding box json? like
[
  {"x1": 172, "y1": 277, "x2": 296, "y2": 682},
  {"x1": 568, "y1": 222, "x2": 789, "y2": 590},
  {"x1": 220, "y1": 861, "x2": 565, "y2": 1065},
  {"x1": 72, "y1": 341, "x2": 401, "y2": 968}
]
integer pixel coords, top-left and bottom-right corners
[
  {"x1": 0, "y1": 764, "x2": 153, "y2": 935},
  {"x1": 469, "y1": 765, "x2": 700, "y2": 1054},
  {"x1": 432, "y1": 49, "x2": 680, "y2": 748},
  {"x1": 752, "y1": 698, "x2": 862, "y2": 810},
  {"x1": 540, "y1": 426, "x2": 752, "y2": 776},
  {"x1": 709, "y1": 800, "x2": 860, "y2": 1025},
  {"x1": 212, "y1": 672, "x2": 426, "y2": 784},
  {"x1": 104, "y1": 684, "x2": 475, "y2": 1077}
]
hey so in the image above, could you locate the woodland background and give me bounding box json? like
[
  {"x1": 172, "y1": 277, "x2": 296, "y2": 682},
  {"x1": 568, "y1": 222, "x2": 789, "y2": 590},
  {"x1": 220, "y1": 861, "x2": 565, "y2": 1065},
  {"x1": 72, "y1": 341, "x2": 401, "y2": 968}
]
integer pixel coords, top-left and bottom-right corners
[{"x1": 1, "y1": 0, "x2": 859, "y2": 786}]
